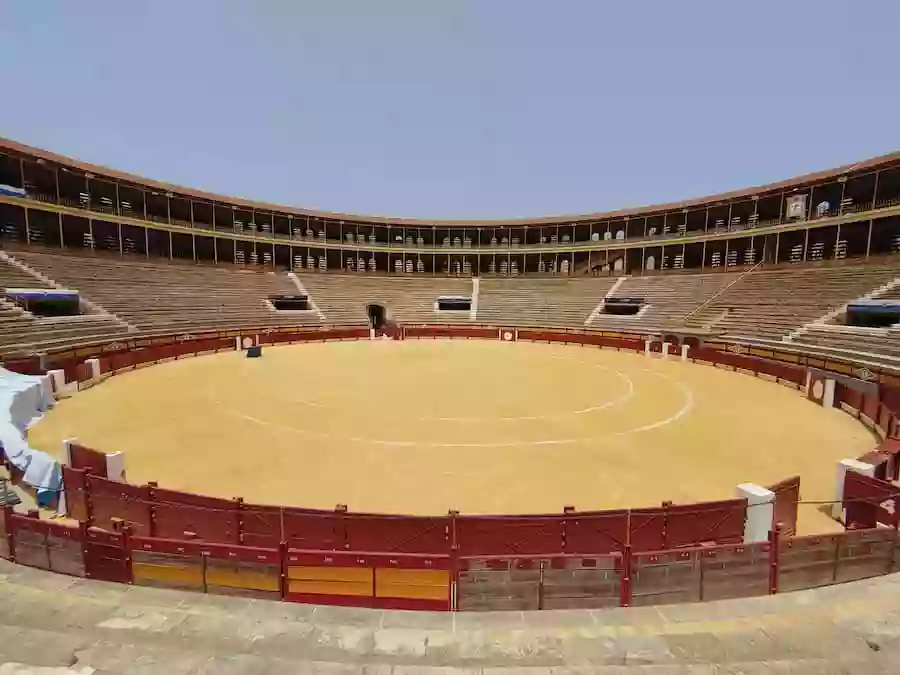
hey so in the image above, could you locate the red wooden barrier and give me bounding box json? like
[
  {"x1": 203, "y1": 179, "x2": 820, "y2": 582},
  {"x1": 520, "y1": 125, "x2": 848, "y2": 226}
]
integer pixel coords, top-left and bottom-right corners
[
  {"x1": 455, "y1": 514, "x2": 565, "y2": 555},
  {"x1": 843, "y1": 470, "x2": 900, "y2": 529},
  {"x1": 87, "y1": 476, "x2": 153, "y2": 536},
  {"x1": 62, "y1": 466, "x2": 89, "y2": 521},
  {"x1": 768, "y1": 475, "x2": 801, "y2": 536},
  {"x1": 67, "y1": 442, "x2": 107, "y2": 476},
  {"x1": 149, "y1": 486, "x2": 241, "y2": 544},
  {"x1": 343, "y1": 513, "x2": 450, "y2": 554},
  {"x1": 84, "y1": 527, "x2": 131, "y2": 583},
  {"x1": 564, "y1": 509, "x2": 630, "y2": 554}
]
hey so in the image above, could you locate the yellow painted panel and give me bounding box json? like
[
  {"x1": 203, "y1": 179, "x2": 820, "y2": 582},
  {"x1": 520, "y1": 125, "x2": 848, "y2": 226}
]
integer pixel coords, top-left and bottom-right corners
[
  {"x1": 826, "y1": 361, "x2": 852, "y2": 374},
  {"x1": 773, "y1": 352, "x2": 799, "y2": 363},
  {"x1": 287, "y1": 566, "x2": 373, "y2": 583},
  {"x1": 376, "y1": 582, "x2": 449, "y2": 601},
  {"x1": 376, "y1": 568, "x2": 449, "y2": 587},
  {"x1": 132, "y1": 562, "x2": 203, "y2": 587},
  {"x1": 375, "y1": 568, "x2": 449, "y2": 600},
  {"x1": 749, "y1": 348, "x2": 771, "y2": 358},
  {"x1": 288, "y1": 578, "x2": 372, "y2": 597},
  {"x1": 205, "y1": 568, "x2": 280, "y2": 592}
]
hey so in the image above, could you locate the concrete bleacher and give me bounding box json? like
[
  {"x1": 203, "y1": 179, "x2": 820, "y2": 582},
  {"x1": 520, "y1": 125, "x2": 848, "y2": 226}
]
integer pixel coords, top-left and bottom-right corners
[
  {"x1": 683, "y1": 264, "x2": 900, "y2": 340},
  {"x1": 0, "y1": 254, "x2": 130, "y2": 355},
  {"x1": 587, "y1": 273, "x2": 739, "y2": 332},
  {"x1": 8, "y1": 250, "x2": 322, "y2": 336},
  {"x1": 477, "y1": 277, "x2": 619, "y2": 327},
  {"x1": 297, "y1": 272, "x2": 474, "y2": 325}
]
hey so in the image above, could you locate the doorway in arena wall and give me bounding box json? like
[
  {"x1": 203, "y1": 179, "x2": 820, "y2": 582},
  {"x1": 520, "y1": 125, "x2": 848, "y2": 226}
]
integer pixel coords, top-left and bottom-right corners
[{"x1": 366, "y1": 303, "x2": 386, "y2": 330}]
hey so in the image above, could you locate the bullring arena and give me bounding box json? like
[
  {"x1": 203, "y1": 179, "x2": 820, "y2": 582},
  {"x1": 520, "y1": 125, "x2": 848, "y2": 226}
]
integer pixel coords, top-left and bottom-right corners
[
  {"x1": 30, "y1": 338, "x2": 871, "y2": 529},
  {"x1": 5, "y1": 137, "x2": 900, "y2": 671}
]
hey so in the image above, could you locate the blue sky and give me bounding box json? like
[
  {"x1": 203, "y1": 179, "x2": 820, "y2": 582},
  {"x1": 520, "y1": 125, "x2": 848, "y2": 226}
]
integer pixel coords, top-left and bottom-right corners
[{"x1": 2, "y1": 0, "x2": 899, "y2": 220}]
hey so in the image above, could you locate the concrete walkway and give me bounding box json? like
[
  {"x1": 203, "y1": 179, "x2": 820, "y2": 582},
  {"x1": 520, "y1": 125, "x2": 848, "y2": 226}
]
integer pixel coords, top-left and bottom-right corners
[{"x1": 1, "y1": 558, "x2": 900, "y2": 673}]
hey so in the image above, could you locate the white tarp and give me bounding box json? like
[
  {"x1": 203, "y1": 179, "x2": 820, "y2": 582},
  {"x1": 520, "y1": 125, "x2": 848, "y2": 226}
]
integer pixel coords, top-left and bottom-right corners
[{"x1": 0, "y1": 368, "x2": 61, "y2": 493}]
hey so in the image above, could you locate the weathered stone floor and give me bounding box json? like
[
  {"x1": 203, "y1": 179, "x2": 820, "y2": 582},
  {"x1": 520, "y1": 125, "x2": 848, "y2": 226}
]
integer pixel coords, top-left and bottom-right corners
[{"x1": 2, "y1": 558, "x2": 900, "y2": 673}]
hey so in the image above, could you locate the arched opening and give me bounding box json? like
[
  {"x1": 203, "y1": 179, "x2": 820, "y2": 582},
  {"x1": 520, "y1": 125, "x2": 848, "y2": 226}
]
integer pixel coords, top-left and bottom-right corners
[{"x1": 366, "y1": 303, "x2": 386, "y2": 330}]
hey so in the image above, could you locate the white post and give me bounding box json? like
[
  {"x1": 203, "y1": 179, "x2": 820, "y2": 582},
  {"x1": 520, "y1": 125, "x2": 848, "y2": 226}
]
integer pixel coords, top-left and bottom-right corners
[
  {"x1": 86, "y1": 358, "x2": 101, "y2": 381},
  {"x1": 106, "y1": 451, "x2": 126, "y2": 482},
  {"x1": 833, "y1": 458, "x2": 876, "y2": 521},
  {"x1": 48, "y1": 369, "x2": 67, "y2": 398},
  {"x1": 805, "y1": 369, "x2": 812, "y2": 395},
  {"x1": 680, "y1": 344, "x2": 689, "y2": 362},
  {"x1": 644, "y1": 339, "x2": 652, "y2": 357},
  {"x1": 822, "y1": 378, "x2": 836, "y2": 408},
  {"x1": 735, "y1": 483, "x2": 775, "y2": 543},
  {"x1": 661, "y1": 342, "x2": 671, "y2": 359},
  {"x1": 62, "y1": 438, "x2": 75, "y2": 466},
  {"x1": 235, "y1": 336, "x2": 242, "y2": 350}
]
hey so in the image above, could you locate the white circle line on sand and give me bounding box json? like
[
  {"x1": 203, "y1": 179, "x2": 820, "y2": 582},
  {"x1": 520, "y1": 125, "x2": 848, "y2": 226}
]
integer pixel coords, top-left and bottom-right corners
[
  {"x1": 226, "y1": 364, "x2": 694, "y2": 449},
  {"x1": 422, "y1": 362, "x2": 636, "y2": 422},
  {"x1": 610, "y1": 369, "x2": 696, "y2": 437}
]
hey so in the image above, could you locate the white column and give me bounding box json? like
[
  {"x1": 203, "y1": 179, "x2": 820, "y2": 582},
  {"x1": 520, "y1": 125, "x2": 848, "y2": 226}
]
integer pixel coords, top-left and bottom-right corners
[
  {"x1": 661, "y1": 342, "x2": 671, "y2": 359},
  {"x1": 48, "y1": 369, "x2": 67, "y2": 397},
  {"x1": 822, "y1": 378, "x2": 836, "y2": 408},
  {"x1": 680, "y1": 344, "x2": 690, "y2": 362},
  {"x1": 736, "y1": 483, "x2": 775, "y2": 543},
  {"x1": 106, "y1": 451, "x2": 126, "y2": 482},
  {"x1": 62, "y1": 438, "x2": 75, "y2": 466},
  {"x1": 86, "y1": 358, "x2": 101, "y2": 381},
  {"x1": 833, "y1": 458, "x2": 876, "y2": 521},
  {"x1": 644, "y1": 339, "x2": 652, "y2": 357}
]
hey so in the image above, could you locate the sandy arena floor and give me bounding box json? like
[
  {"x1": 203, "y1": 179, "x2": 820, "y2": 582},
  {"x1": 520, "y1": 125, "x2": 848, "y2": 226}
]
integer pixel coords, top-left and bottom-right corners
[{"x1": 29, "y1": 340, "x2": 876, "y2": 533}]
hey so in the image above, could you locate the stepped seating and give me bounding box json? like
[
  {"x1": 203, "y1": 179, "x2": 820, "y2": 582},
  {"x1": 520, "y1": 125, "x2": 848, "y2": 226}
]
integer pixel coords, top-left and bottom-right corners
[
  {"x1": 0, "y1": 256, "x2": 52, "y2": 290},
  {"x1": 695, "y1": 264, "x2": 900, "y2": 340},
  {"x1": 0, "y1": 255, "x2": 129, "y2": 355},
  {"x1": 8, "y1": 250, "x2": 322, "y2": 335},
  {"x1": 588, "y1": 273, "x2": 739, "y2": 331},
  {"x1": 477, "y1": 277, "x2": 618, "y2": 327},
  {"x1": 297, "y1": 273, "x2": 473, "y2": 325},
  {"x1": 789, "y1": 326, "x2": 900, "y2": 360}
]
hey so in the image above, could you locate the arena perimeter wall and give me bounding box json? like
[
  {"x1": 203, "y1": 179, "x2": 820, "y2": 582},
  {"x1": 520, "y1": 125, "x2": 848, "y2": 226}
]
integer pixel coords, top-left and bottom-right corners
[{"x1": 3, "y1": 324, "x2": 900, "y2": 611}]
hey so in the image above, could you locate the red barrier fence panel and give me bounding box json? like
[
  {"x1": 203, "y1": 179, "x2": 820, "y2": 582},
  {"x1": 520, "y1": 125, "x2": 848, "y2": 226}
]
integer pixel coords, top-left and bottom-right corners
[
  {"x1": 240, "y1": 503, "x2": 283, "y2": 549},
  {"x1": 768, "y1": 476, "x2": 801, "y2": 536},
  {"x1": 370, "y1": 552, "x2": 452, "y2": 611},
  {"x1": 843, "y1": 470, "x2": 900, "y2": 529},
  {"x1": 457, "y1": 556, "x2": 542, "y2": 610},
  {"x1": 627, "y1": 508, "x2": 666, "y2": 552},
  {"x1": 67, "y1": 443, "x2": 107, "y2": 476},
  {"x1": 458, "y1": 553, "x2": 622, "y2": 611},
  {"x1": 9, "y1": 514, "x2": 85, "y2": 577},
  {"x1": 284, "y1": 549, "x2": 375, "y2": 607},
  {"x1": 62, "y1": 466, "x2": 89, "y2": 522},
  {"x1": 282, "y1": 508, "x2": 346, "y2": 550},
  {"x1": 404, "y1": 325, "x2": 497, "y2": 340},
  {"x1": 837, "y1": 383, "x2": 863, "y2": 416},
  {"x1": 564, "y1": 509, "x2": 630, "y2": 554},
  {"x1": 343, "y1": 514, "x2": 450, "y2": 554},
  {"x1": 84, "y1": 527, "x2": 131, "y2": 584},
  {"x1": 541, "y1": 554, "x2": 622, "y2": 610},
  {"x1": 0, "y1": 506, "x2": 11, "y2": 559},
  {"x1": 149, "y1": 487, "x2": 241, "y2": 545},
  {"x1": 87, "y1": 476, "x2": 153, "y2": 536},
  {"x1": 862, "y1": 391, "x2": 881, "y2": 424},
  {"x1": 631, "y1": 541, "x2": 770, "y2": 606},
  {"x1": 663, "y1": 500, "x2": 747, "y2": 549},
  {"x1": 778, "y1": 529, "x2": 896, "y2": 593},
  {"x1": 197, "y1": 541, "x2": 282, "y2": 600},
  {"x1": 455, "y1": 515, "x2": 565, "y2": 556}
]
